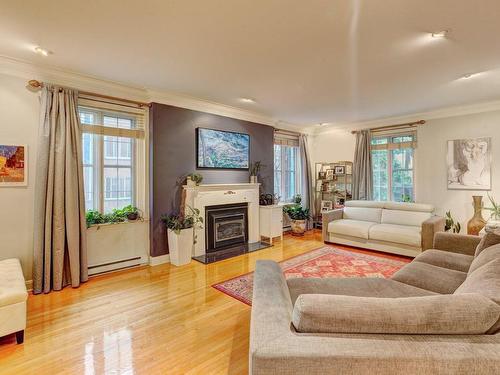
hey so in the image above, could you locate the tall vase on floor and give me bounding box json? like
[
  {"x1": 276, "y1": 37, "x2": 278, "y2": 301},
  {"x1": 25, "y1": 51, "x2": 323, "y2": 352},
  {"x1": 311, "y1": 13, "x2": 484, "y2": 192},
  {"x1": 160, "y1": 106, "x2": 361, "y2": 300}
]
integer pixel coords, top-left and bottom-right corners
[{"x1": 467, "y1": 195, "x2": 486, "y2": 235}]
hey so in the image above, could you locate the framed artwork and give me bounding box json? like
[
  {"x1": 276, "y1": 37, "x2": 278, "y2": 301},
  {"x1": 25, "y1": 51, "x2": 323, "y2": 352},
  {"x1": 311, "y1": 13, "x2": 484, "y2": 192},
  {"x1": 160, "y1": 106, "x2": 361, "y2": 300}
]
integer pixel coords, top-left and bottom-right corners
[
  {"x1": 321, "y1": 200, "x2": 333, "y2": 212},
  {"x1": 325, "y1": 169, "x2": 334, "y2": 180},
  {"x1": 334, "y1": 166, "x2": 345, "y2": 174},
  {"x1": 0, "y1": 144, "x2": 27, "y2": 187},
  {"x1": 318, "y1": 171, "x2": 326, "y2": 179},
  {"x1": 196, "y1": 128, "x2": 250, "y2": 170},
  {"x1": 447, "y1": 137, "x2": 491, "y2": 190}
]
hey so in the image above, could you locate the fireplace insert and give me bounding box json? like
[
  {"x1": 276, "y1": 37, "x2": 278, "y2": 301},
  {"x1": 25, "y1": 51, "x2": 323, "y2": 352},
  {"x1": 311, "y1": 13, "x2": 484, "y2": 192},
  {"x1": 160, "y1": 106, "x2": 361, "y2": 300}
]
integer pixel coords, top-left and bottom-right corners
[{"x1": 205, "y1": 203, "x2": 248, "y2": 252}]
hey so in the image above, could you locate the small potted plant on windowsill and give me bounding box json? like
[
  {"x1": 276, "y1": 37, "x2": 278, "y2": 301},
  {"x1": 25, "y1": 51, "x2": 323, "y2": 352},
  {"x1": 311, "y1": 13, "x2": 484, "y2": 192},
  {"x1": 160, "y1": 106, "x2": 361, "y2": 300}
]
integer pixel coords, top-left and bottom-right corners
[
  {"x1": 161, "y1": 206, "x2": 203, "y2": 266},
  {"x1": 283, "y1": 204, "x2": 310, "y2": 236}
]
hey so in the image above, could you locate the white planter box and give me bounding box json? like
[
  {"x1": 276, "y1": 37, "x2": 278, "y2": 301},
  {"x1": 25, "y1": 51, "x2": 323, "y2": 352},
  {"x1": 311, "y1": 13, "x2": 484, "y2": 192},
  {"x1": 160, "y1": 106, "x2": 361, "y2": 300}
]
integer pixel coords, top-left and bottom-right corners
[{"x1": 167, "y1": 228, "x2": 194, "y2": 266}]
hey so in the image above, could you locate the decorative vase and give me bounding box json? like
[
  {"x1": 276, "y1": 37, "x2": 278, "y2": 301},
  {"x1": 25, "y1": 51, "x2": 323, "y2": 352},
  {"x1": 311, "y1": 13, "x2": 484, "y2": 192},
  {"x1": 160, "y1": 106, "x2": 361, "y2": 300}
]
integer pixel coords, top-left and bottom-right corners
[
  {"x1": 167, "y1": 228, "x2": 193, "y2": 266},
  {"x1": 290, "y1": 219, "x2": 306, "y2": 236},
  {"x1": 467, "y1": 195, "x2": 486, "y2": 235},
  {"x1": 250, "y1": 175, "x2": 258, "y2": 183}
]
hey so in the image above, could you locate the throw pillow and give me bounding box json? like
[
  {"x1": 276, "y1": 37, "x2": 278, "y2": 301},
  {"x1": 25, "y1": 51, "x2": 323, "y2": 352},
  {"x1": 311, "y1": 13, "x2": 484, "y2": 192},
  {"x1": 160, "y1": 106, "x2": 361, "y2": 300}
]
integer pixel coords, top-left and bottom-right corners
[{"x1": 475, "y1": 230, "x2": 500, "y2": 257}]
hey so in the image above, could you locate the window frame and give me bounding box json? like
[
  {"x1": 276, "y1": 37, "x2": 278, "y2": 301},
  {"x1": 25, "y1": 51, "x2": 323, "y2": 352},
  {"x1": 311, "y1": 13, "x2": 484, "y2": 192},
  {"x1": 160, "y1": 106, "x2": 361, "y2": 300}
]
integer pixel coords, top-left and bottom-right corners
[
  {"x1": 274, "y1": 144, "x2": 302, "y2": 203},
  {"x1": 371, "y1": 132, "x2": 416, "y2": 202},
  {"x1": 79, "y1": 107, "x2": 137, "y2": 213}
]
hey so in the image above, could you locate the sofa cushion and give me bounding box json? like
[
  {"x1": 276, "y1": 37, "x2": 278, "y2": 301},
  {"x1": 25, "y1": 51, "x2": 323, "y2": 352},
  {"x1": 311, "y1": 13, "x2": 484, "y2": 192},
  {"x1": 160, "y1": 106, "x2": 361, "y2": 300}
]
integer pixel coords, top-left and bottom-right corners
[
  {"x1": 343, "y1": 207, "x2": 382, "y2": 223},
  {"x1": 328, "y1": 219, "x2": 376, "y2": 239},
  {"x1": 414, "y1": 249, "x2": 473, "y2": 273},
  {"x1": 383, "y1": 201, "x2": 434, "y2": 213},
  {"x1": 287, "y1": 277, "x2": 436, "y2": 305},
  {"x1": 475, "y1": 231, "x2": 500, "y2": 257},
  {"x1": 456, "y1": 258, "x2": 500, "y2": 305},
  {"x1": 291, "y1": 293, "x2": 500, "y2": 335},
  {"x1": 344, "y1": 200, "x2": 385, "y2": 209},
  {"x1": 369, "y1": 223, "x2": 421, "y2": 247},
  {"x1": 391, "y1": 261, "x2": 467, "y2": 294},
  {"x1": 469, "y1": 244, "x2": 500, "y2": 274},
  {"x1": 381, "y1": 209, "x2": 432, "y2": 227},
  {"x1": 0, "y1": 258, "x2": 28, "y2": 308}
]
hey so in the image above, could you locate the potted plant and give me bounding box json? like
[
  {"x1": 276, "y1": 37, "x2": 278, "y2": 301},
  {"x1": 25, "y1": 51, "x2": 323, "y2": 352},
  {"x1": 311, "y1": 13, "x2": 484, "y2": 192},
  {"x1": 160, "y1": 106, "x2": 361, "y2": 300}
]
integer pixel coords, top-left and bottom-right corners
[
  {"x1": 484, "y1": 193, "x2": 500, "y2": 231},
  {"x1": 161, "y1": 206, "x2": 203, "y2": 266},
  {"x1": 444, "y1": 211, "x2": 461, "y2": 233},
  {"x1": 249, "y1": 161, "x2": 263, "y2": 183},
  {"x1": 121, "y1": 205, "x2": 141, "y2": 221},
  {"x1": 186, "y1": 173, "x2": 203, "y2": 187},
  {"x1": 283, "y1": 204, "x2": 310, "y2": 236}
]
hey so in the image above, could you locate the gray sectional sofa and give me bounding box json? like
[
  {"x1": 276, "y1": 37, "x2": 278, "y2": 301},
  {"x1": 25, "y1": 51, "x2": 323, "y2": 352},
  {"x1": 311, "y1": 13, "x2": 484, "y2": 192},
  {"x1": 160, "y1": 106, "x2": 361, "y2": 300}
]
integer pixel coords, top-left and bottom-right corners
[{"x1": 249, "y1": 232, "x2": 500, "y2": 374}]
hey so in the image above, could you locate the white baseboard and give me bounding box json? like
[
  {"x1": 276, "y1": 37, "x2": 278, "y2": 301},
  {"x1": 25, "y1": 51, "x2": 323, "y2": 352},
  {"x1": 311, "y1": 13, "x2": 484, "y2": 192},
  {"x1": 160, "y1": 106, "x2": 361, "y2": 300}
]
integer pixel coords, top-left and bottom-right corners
[{"x1": 149, "y1": 254, "x2": 170, "y2": 266}]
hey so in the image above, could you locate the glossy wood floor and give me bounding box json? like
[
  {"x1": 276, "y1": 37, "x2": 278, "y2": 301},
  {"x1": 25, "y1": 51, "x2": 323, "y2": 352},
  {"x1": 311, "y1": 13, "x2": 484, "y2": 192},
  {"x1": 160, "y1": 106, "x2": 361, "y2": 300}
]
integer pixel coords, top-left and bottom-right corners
[{"x1": 0, "y1": 230, "x2": 326, "y2": 375}]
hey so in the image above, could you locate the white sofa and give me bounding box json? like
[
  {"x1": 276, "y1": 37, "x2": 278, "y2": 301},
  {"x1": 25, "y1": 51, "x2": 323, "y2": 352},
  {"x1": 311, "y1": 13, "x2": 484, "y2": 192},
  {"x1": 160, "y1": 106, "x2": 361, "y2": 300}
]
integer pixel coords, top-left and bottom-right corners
[
  {"x1": 322, "y1": 201, "x2": 445, "y2": 257},
  {"x1": 0, "y1": 258, "x2": 27, "y2": 344}
]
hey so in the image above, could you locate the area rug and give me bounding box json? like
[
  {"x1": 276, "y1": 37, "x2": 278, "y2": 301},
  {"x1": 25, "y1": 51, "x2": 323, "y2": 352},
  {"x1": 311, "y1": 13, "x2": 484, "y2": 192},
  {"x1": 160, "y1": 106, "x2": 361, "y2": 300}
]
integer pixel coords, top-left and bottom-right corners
[{"x1": 212, "y1": 246, "x2": 411, "y2": 305}]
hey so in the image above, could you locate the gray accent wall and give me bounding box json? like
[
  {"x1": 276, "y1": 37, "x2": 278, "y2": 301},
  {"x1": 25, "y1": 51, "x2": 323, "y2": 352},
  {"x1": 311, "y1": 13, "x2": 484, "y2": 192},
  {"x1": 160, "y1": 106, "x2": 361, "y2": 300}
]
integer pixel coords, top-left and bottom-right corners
[{"x1": 149, "y1": 103, "x2": 274, "y2": 257}]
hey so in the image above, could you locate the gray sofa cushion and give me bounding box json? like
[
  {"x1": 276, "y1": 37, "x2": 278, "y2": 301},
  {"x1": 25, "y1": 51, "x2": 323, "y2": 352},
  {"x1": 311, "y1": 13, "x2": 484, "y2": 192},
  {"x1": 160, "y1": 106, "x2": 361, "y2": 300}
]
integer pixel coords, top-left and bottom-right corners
[
  {"x1": 469, "y1": 244, "x2": 500, "y2": 274},
  {"x1": 475, "y1": 231, "x2": 500, "y2": 256},
  {"x1": 291, "y1": 293, "x2": 500, "y2": 335},
  {"x1": 287, "y1": 277, "x2": 436, "y2": 304},
  {"x1": 414, "y1": 249, "x2": 473, "y2": 272},
  {"x1": 391, "y1": 262, "x2": 467, "y2": 294}
]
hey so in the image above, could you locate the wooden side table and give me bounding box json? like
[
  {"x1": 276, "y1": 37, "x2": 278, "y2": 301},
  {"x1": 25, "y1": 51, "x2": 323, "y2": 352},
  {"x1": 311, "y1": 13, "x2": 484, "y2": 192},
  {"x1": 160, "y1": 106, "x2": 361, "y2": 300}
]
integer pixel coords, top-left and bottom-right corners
[{"x1": 259, "y1": 205, "x2": 283, "y2": 245}]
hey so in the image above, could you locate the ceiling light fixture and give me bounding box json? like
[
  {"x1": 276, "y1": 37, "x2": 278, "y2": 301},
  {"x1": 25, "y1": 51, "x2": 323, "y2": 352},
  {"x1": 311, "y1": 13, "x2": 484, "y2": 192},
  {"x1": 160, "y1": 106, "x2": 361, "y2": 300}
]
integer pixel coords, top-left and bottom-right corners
[
  {"x1": 431, "y1": 30, "x2": 449, "y2": 38},
  {"x1": 318, "y1": 123, "x2": 328, "y2": 126},
  {"x1": 239, "y1": 97, "x2": 256, "y2": 104},
  {"x1": 34, "y1": 46, "x2": 50, "y2": 56},
  {"x1": 461, "y1": 72, "x2": 481, "y2": 80}
]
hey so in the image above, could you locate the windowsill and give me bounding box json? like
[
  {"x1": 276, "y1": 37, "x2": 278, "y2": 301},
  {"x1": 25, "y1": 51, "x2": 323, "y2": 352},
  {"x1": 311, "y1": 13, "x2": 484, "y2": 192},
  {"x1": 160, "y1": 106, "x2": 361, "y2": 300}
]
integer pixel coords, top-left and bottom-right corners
[{"x1": 87, "y1": 218, "x2": 149, "y2": 229}]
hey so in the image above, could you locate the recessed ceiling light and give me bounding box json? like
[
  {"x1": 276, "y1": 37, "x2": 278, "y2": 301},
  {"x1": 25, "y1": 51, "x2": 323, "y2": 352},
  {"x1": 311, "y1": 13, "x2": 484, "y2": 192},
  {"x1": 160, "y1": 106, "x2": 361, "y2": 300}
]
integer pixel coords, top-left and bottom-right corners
[
  {"x1": 461, "y1": 72, "x2": 481, "y2": 80},
  {"x1": 34, "y1": 46, "x2": 51, "y2": 56},
  {"x1": 431, "y1": 30, "x2": 449, "y2": 38},
  {"x1": 318, "y1": 123, "x2": 328, "y2": 127},
  {"x1": 239, "y1": 98, "x2": 256, "y2": 104}
]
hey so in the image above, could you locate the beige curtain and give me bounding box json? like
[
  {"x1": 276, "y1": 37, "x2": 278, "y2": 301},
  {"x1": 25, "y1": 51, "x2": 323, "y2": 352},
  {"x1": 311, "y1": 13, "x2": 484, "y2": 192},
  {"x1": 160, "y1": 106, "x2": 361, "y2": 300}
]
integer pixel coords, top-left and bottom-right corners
[
  {"x1": 352, "y1": 129, "x2": 373, "y2": 200},
  {"x1": 33, "y1": 85, "x2": 88, "y2": 294},
  {"x1": 298, "y1": 134, "x2": 314, "y2": 230}
]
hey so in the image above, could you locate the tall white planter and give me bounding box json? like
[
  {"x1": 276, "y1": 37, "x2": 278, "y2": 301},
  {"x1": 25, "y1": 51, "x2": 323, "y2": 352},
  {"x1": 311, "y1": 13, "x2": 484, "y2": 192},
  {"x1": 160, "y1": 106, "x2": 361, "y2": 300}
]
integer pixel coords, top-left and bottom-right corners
[{"x1": 167, "y1": 228, "x2": 193, "y2": 266}]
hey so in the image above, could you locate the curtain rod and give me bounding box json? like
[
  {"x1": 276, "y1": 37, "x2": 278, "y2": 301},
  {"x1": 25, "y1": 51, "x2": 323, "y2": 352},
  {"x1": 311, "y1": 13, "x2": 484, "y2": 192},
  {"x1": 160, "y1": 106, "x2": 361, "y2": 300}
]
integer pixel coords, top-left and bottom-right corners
[
  {"x1": 28, "y1": 79, "x2": 151, "y2": 108},
  {"x1": 274, "y1": 127, "x2": 302, "y2": 136},
  {"x1": 351, "y1": 120, "x2": 425, "y2": 134}
]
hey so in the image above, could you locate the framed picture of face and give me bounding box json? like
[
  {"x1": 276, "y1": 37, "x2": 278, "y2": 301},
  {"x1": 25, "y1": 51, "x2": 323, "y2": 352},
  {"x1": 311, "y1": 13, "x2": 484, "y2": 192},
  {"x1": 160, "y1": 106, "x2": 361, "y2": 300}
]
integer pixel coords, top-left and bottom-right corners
[
  {"x1": 334, "y1": 166, "x2": 345, "y2": 174},
  {"x1": 447, "y1": 137, "x2": 491, "y2": 190},
  {"x1": 0, "y1": 144, "x2": 27, "y2": 187},
  {"x1": 321, "y1": 200, "x2": 333, "y2": 212}
]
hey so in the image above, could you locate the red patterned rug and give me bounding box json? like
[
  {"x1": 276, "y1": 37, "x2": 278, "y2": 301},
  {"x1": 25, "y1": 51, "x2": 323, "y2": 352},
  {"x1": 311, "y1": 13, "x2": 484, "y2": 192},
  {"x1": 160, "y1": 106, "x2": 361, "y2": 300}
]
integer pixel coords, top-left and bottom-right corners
[{"x1": 212, "y1": 246, "x2": 411, "y2": 305}]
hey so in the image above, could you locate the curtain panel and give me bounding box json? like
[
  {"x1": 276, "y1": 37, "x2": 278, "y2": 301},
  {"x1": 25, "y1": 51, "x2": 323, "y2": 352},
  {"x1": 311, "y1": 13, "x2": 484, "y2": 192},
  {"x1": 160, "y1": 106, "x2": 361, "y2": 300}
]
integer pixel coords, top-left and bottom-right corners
[
  {"x1": 33, "y1": 85, "x2": 88, "y2": 294},
  {"x1": 352, "y1": 129, "x2": 373, "y2": 200},
  {"x1": 298, "y1": 134, "x2": 314, "y2": 229}
]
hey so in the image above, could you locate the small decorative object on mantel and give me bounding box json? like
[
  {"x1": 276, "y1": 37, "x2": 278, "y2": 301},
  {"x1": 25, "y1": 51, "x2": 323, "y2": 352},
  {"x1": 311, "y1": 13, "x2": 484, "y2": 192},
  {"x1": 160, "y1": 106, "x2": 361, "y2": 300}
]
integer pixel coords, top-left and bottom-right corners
[
  {"x1": 186, "y1": 173, "x2": 203, "y2": 187},
  {"x1": 161, "y1": 206, "x2": 203, "y2": 266},
  {"x1": 445, "y1": 211, "x2": 461, "y2": 233},
  {"x1": 0, "y1": 144, "x2": 27, "y2": 187},
  {"x1": 467, "y1": 196, "x2": 487, "y2": 235},
  {"x1": 260, "y1": 193, "x2": 278, "y2": 206},
  {"x1": 484, "y1": 193, "x2": 500, "y2": 232},
  {"x1": 249, "y1": 161, "x2": 263, "y2": 183}
]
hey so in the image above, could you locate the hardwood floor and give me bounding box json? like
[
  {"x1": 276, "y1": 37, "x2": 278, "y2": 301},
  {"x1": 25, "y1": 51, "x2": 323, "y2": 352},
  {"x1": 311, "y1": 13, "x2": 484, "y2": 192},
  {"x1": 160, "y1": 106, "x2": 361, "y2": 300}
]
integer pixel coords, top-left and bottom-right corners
[{"x1": 0, "y1": 230, "x2": 325, "y2": 375}]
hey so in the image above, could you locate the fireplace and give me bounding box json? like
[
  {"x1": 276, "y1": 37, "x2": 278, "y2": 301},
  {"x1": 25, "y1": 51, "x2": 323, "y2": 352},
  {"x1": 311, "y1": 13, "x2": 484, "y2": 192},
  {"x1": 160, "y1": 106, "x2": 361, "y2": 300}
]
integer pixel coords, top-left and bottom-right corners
[{"x1": 205, "y1": 203, "x2": 248, "y2": 252}]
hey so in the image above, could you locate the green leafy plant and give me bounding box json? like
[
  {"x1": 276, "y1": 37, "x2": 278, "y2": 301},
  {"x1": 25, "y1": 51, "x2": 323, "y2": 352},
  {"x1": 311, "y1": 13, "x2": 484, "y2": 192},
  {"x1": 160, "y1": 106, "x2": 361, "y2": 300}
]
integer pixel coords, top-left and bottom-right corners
[
  {"x1": 85, "y1": 205, "x2": 141, "y2": 227},
  {"x1": 283, "y1": 205, "x2": 311, "y2": 221},
  {"x1": 401, "y1": 194, "x2": 413, "y2": 203},
  {"x1": 161, "y1": 206, "x2": 203, "y2": 235},
  {"x1": 293, "y1": 194, "x2": 302, "y2": 204},
  {"x1": 187, "y1": 173, "x2": 203, "y2": 185},
  {"x1": 485, "y1": 193, "x2": 500, "y2": 220},
  {"x1": 249, "y1": 161, "x2": 263, "y2": 176},
  {"x1": 445, "y1": 211, "x2": 461, "y2": 233}
]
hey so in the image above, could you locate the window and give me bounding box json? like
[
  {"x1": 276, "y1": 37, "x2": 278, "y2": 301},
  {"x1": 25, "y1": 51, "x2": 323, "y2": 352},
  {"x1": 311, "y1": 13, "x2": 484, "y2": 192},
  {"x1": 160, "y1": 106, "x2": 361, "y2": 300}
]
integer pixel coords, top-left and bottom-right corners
[
  {"x1": 371, "y1": 132, "x2": 416, "y2": 202},
  {"x1": 274, "y1": 144, "x2": 302, "y2": 202},
  {"x1": 79, "y1": 103, "x2": 145, "y2": 214}
]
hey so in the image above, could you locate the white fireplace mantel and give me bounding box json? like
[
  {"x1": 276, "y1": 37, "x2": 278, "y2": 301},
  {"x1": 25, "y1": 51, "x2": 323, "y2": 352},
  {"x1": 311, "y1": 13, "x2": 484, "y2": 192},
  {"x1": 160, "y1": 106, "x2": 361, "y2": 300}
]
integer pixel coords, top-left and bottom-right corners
[{"x1": 183, "y1": 183, "x2": 261, "y2": 256}]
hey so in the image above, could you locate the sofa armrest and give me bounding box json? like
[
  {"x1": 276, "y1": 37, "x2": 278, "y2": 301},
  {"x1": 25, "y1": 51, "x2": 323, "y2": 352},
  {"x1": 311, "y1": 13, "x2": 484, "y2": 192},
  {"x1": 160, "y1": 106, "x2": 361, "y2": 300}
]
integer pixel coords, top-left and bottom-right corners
[
  {"x1": 421, "y1": 215, "x2": 445, "y2": 250},
  {"x1": 433, "y1": 232, "x2": 481, "y2": 255},
  {"x1": 291, "y1": 293, "x2": 500, "y2": 335},
  {"x1": 322, "y1": 209, "x2": 343, "y2": 241}
]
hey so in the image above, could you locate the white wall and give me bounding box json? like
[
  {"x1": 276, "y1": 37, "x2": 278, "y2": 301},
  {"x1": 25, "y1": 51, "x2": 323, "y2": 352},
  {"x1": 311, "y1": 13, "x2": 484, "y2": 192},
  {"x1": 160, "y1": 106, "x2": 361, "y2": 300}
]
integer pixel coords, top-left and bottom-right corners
[
  {"x1": 0, "y1": 73, "x2": 39, "y2": 282},
  {"x1": 310, "y1": 129, "x2": 356, "y2": 165},
  {"x1": 416, "y1": 110, "x2": 500, "y2": 230}
]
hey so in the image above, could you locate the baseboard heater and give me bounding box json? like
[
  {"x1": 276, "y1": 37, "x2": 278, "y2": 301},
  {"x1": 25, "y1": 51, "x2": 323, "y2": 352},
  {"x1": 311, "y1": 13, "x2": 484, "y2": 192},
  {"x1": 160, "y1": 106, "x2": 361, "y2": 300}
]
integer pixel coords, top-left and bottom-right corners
[{"x1": 88, "y1": 256, "x2": 143, "y2": 276}]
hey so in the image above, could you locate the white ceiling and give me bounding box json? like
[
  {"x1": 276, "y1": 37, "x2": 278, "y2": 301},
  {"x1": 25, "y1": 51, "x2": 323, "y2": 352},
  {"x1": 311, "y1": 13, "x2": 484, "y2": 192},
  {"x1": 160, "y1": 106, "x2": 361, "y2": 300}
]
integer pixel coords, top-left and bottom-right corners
[{"x1": 1, "y1": 0, "x2": 500, "y2": 127}]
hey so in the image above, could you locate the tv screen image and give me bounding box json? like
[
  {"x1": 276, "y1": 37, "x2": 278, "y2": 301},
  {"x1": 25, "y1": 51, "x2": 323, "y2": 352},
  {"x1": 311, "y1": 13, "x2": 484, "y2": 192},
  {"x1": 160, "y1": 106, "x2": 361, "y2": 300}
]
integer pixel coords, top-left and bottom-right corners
[{"x1": 197, "y1": 128, "x2": 250, "y2": 169}]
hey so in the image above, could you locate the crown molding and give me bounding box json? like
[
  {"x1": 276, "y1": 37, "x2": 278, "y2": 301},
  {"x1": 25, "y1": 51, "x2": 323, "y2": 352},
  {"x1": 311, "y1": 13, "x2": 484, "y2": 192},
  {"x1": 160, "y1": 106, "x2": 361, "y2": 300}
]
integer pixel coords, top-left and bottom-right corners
[
  {"x1": 0, "y1": 55, "x2": 306, "y2": 131},
  {"x1": 313, "y1": 99, "x2": 500, "y2": 135}
]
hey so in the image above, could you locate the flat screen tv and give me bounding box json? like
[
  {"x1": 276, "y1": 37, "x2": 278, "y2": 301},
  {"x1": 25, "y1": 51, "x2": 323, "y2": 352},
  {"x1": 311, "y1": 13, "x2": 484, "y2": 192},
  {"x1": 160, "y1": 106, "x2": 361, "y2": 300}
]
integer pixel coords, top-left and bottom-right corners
[{"x1": 196, "y1": 128, "x2": 250, "y2": 170}]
